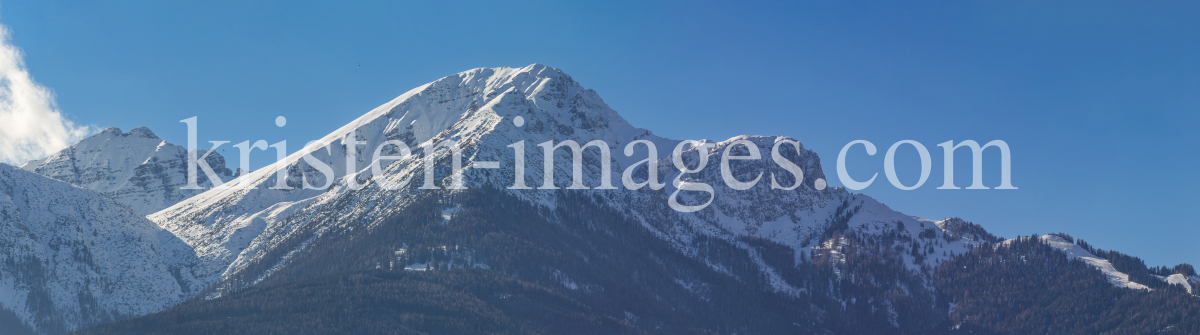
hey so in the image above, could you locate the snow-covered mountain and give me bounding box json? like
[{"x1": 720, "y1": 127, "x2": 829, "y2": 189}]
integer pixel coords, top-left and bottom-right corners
[
  {"x1": 0, "y1": 163, "x2": 204, "y2": 334},
  {"x1": 150, "y1": 64, "x2": 986, "y2": 301},
  {"x1": 19, "y1": 127, "x2": 234, "y2": 215},
  {"x1": 37, "y1": 64, "x2": 1192, "y2": 333}
]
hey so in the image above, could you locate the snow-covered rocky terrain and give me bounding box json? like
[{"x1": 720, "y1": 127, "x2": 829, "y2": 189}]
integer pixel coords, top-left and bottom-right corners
[
  {"x1": 19, "y1": 127, "x2": 234, "y2": 215},
  {"x1": 149, "y1": 64, "x2": 991, "y2": 298},
  {"x1": 0, "y1": 163, "x2": 204, "y2": 334},
  {"x1": 12, "y1": 64, "x2": 1195, "y2": 333}
]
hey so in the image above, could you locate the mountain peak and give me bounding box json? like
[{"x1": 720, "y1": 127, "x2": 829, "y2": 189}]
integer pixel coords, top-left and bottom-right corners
[
  {"x1": 127, "y1": 126, "x2": 159, "y2": 139},
  {"x1": 520, "y1": 63, "x2": 565, "y2": 76},
  {"x1": 20, "y1": 126, "x2": 232, "y2": 214},
  {"x1": 92, "y1": 126, "x2": 159, "y2": 140}
]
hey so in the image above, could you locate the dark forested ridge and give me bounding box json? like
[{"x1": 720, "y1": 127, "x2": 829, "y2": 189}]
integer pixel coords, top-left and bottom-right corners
[
  {"x1": 73, "y1": 189, "x2": 1199, "y2": 334},
  {"x1": 936, "y1": 235, "x2": 1200, "y2": 334},
  {"x1": 73, "y1": 270, "x2": 636, "y2": 335},
  {"x1": 75, "y1": 189, "x2": 938, "y2": 334}
]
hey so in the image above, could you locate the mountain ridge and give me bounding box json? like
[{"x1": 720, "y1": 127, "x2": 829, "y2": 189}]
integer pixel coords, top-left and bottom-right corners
[
  {"x1": 18, "y1": 126, "x2": 234, "y2": 215},
  {"x1": 144, "y1": 64, "x2": 997, "y2": 314},
  {"x1": 9, "y1": 64, "x2": 1195, "y2": 334}
]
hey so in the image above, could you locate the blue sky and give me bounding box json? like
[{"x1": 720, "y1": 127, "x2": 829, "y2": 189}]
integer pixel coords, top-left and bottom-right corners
[{"x1": 2, "y1": 1, "x2": 1197, "y2": 267}]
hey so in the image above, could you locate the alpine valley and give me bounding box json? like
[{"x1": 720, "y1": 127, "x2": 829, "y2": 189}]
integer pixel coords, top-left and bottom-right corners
[{"x1": 2, "y1": 65, "x2": 1196, "y2": 334}]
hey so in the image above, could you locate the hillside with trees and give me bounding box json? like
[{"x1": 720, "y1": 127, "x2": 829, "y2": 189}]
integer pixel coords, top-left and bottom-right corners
[{"x1": 74, "y1": 190, "x2": 1199, "y2": 334}]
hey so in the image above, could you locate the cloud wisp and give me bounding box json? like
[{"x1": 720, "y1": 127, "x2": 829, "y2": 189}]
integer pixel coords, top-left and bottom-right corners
[{"x1": 0, "y1": 23, "x2": 94, "y2": 165}]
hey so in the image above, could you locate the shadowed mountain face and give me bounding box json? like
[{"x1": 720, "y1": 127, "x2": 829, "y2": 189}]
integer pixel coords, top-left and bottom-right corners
[
  {"x1": 83, "y1": 188, "x2": 935, "y2": 334},
  {"x1": 77, "y1": 189, "x2": 1200, "y2": 334},
  {"x1": 74, "y1": 270, "x2": 643, "y2": 335},
  {"x1": 19, "y1": 127, "x2": 233, "y2": 215},
  {"x1": 0, "y1": 163, "x2": 205, "y2": 334}
]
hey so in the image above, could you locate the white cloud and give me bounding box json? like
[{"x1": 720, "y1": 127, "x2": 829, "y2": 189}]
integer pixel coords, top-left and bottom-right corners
[{"x1": 0, "y1": 22, "x2": 95, "y2": 165}]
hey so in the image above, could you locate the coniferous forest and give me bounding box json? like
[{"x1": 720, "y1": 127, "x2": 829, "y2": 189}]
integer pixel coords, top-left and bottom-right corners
[{"x1": 71, "y1": 189, "x2": 1200, "y2": 334}]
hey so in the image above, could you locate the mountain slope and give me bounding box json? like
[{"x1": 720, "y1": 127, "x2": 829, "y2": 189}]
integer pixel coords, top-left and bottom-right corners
[
  {"x1": 19, "y1": 127, "x2": 234, "y2": 215},
  {"x1": 936, "y1": 235, "x2": 1200, "y2": 334},
  {"x1": 150, "y1": 64, "x2": 679, "y2": 288},
  {"x1": 135, "y1": 65, "x2": 999, "y2": 332},
  {"x1": 1004, "y1": 235, "x2": 1151, "y2": 290},
  {"x1": 151, "y1": 65, "x2": 980, "y2": 291},
  {"x1": 129, "y1": 64, "x2": 1197, "y2": 333},
  {"x1": 80, "y1": 213, "x2": 1200, "y2": 334},
  {"x1": 96, "y1": 188, "x2": 942, "y2": 333},
  {"x1": 75, "y1": 270, "x2": 640, "y2": 335},
  {"x1": 0, "y1": 163, "x2": 205, "y2": 334}
]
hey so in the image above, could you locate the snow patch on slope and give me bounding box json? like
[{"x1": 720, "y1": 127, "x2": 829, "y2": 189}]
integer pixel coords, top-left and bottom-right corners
[
  {"x1": 1162, "y1": 274, "x2": 1192, "y2": 294},
  {"x1": 1005, "y1": 235, "x2": 1150, "y2": 290}
]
